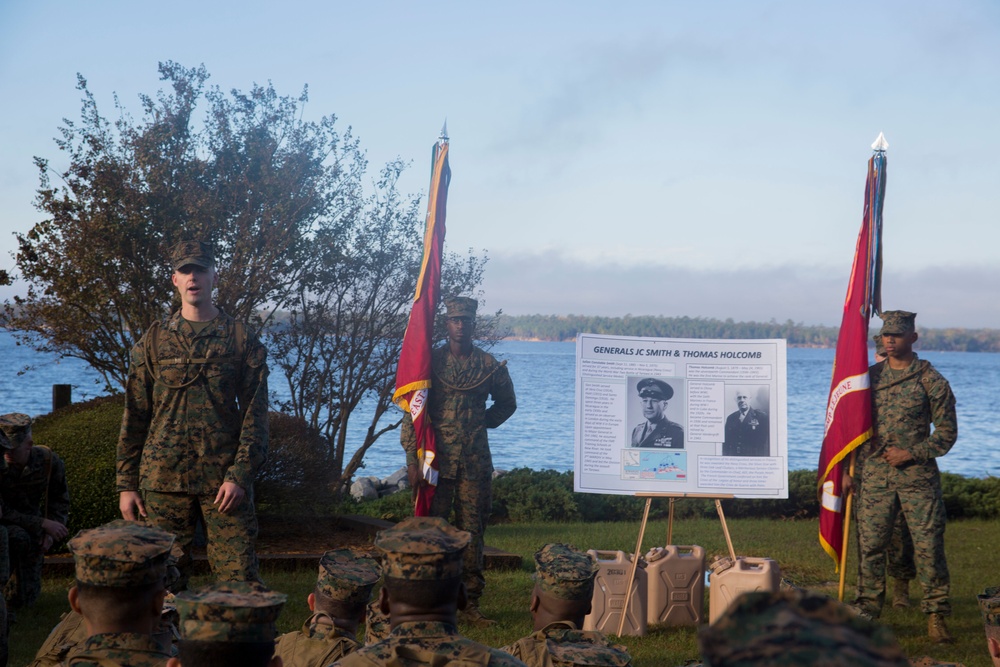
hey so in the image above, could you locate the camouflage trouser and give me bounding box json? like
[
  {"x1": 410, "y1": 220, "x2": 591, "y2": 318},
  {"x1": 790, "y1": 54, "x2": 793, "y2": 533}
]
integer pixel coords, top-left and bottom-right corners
[
  {"x1": 856, "y1": 482, "x2": 949, "y2": 616},
  {"x1": 887, "y1": 510, "x2": 915, "y2": 581},
  {"x1": 2, "y1": 524, "x2": 42, "y2": 608},
  {"x1": 142, "y1": 489, "x2": 260, "y2": 590},
  {"x1": 429, "y1": 470, "x2": 492, "y2": 605}
]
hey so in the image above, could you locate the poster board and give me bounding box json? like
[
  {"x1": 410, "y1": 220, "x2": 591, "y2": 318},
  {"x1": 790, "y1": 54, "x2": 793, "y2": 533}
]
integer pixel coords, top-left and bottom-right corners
[{"x1": 574, "y1": 333, "x2": 788, "y2": 499}]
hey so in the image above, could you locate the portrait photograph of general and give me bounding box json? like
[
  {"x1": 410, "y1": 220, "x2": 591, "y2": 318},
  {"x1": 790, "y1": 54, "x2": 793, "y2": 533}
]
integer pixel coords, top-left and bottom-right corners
[
  {"x1": 722, "y1": 385, "x2": 771, "y2": 456},
  {"x1": 627, "y1": 376, "x2": 686, "y2": 449}
]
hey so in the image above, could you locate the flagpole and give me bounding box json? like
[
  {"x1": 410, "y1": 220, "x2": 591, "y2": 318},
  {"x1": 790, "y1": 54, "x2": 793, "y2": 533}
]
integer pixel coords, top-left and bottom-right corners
[{"x1": 838, "y1": 450, "x2": 857, "y2": 601}]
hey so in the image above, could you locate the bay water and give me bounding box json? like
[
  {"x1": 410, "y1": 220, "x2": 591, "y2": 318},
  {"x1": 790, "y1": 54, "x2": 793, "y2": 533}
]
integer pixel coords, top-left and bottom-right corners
[{"x1": 2, "y1": 331, "x2": 996, "y2": 480}]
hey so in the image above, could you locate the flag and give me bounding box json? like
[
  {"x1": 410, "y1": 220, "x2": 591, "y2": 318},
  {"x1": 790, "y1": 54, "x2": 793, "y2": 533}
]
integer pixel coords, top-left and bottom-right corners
[
  {"x1": 818, "y1": 134, "x2": 887, "y2": 569},
  {"x1": 393, "y1": 133, "x2": 450, "y2": 516}
]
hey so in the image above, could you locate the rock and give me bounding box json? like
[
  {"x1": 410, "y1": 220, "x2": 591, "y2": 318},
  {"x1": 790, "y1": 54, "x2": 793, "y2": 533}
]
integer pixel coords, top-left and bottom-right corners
[
  {"x1": 492, "y1": 469, "x2": 508, "y2": 479},
  {"x1": 384, "y1": 467, "x2": 408, "y2": 487},
  {"x1": 350, "y1": 477, "x2": 379, "y2": 501}
]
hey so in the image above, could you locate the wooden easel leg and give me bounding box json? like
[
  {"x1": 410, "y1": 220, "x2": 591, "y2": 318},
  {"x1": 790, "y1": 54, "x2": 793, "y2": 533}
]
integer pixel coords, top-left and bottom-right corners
[
  {"x1": 715, "y1": 499, "x2": 737, "y2": 562},
  {"x1": 667, "y1": 497, "x2": 675, "y2": 545},
  {"x1": 618, "y1": 496, "x2": 652, "y2": 636}
]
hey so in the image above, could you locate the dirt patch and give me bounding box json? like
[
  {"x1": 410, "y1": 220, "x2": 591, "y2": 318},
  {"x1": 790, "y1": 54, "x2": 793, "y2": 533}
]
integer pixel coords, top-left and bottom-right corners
[{"x1": 255, "y1": 514, "x2": 377, "y2": 555}]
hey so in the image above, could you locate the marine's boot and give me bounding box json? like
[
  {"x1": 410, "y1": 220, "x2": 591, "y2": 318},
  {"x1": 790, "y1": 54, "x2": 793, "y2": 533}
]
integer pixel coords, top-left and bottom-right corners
[
  {"x1": 459, "y1": 605, "x2": 497, "y2": 629},
  {"x1": 928, "y1": 613, "x2": 954, "y2": 644},
  {"x1": 891, "y1": 578, "x2": 910, "y2": 608}
]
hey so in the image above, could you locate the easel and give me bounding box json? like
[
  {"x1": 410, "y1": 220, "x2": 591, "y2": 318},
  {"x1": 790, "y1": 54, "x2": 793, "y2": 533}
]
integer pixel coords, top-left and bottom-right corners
[{"x1": 617, "y1": 492, "x2": 736, "y2": 636}]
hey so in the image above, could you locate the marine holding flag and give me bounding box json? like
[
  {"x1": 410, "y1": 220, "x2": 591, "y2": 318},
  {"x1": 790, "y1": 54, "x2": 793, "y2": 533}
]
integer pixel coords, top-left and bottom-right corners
[{"x1": 399, "y1": 297, "x2": 517, "y2": 628}]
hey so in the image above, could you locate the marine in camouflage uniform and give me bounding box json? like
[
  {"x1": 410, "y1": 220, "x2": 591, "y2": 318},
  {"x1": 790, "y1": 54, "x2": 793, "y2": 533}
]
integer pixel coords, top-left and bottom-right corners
[
  {"x1": 400, "y1": 296, "x2": 516, "y2": 624},
  {"x1": 63, "y1": 519, "x2": 177, "y2": 667},
  {"x1": 501, "y1": 543, "x2": 631, "y2": 667},
  {"x1": 117, "y1": 241, "x2": 269, "y2": 589},
  {"x1": 978, "y1": 586, "x2": 1000, "y2": 666},
  {"x1": 275, "y1": 549, "x2": 379, "y2": 667},
  {"x1": 851, "y1": 311, "x2": 957, "y2": 642},
  {"x1": 699, "y1": 588, "x2": 909, "y2": 667},
  {"x1": 173, "y1": 581, "x2": 286, "y2": 666},
  {"x1": 0, "y1": 413, "x2": 70, "y2": 609},
  {"x1": 333, "y1": 516, "x2": 527, "y2": 667},
  {"x1": 0, "y1": 428, "x2": 8, "y2": 667}
]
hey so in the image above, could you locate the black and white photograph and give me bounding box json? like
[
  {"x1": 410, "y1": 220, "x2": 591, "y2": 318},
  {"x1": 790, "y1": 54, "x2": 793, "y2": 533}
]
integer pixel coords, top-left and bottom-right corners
[
  {"x1": 627, "y1": 376, "x2": 686, "y2": 449},
  {"x1": 722, "y1": 385, "x2": 771, "y2": 457}
]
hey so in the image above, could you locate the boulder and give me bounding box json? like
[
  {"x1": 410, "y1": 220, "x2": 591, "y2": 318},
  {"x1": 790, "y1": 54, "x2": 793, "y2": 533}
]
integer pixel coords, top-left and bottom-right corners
[{"x1": 350, "y1": 477, "x2": 379, "y2": 501}]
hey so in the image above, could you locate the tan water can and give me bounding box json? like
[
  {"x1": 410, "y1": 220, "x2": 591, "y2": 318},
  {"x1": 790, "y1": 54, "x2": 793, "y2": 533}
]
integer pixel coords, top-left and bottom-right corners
[
  {"x1": 708, "y1": 556, "x2": 781, "y2": 624},
  {"x1": 583, "y1": 550, "x2": 647, "y2": 636},
  {"x1": 646, "y1": 545, "x2": 706, "y2": 626}
]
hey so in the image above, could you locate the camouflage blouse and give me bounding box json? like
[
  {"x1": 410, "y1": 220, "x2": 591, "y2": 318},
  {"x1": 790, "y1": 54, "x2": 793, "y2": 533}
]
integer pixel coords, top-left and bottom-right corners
[
  {"x1": 117, "y1": 310, "x2": 269, "y2": 494},
  {"x1": 333, "y1": 620, "x2": 527, "y2": 666},
  {"x1": 66, "y1": 632, "x2": 170, "y2": 667},
  {"x1": 500, "y1": 621, "x2": 632, "y2": 667}
]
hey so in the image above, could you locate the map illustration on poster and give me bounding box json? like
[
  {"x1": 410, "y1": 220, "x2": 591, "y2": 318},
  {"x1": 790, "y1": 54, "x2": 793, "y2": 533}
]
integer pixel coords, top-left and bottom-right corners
[{"x1": 574, "y1": 333, "x2": 789, "y2": 499}]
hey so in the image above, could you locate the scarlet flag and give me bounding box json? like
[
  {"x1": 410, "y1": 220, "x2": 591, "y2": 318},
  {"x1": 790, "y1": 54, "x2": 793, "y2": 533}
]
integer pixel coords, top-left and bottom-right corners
[
  {"x1": 818, "y1": 134, "x2": 887, "y2": 570},
  {"x1": 394, "y1": 132, "x2": 450, "y2": 516}
]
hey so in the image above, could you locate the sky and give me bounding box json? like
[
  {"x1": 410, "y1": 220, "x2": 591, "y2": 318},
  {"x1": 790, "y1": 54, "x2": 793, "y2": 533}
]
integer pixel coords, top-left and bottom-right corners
[{"x1": 1, "y1": 0, "x2": 998, "y2": 328}]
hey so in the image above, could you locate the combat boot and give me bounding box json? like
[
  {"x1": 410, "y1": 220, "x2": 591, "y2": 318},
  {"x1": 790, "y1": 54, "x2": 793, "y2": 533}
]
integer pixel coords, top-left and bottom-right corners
[
  {"x1": 928, "y1": 613, "x2": 954, "y2": 644},
  {"x1": 459, "y1": 605, "x2": 497, "y2": 628},
  {"x1": 891, "y1": 578, "x2": 910, "y2": 608}
]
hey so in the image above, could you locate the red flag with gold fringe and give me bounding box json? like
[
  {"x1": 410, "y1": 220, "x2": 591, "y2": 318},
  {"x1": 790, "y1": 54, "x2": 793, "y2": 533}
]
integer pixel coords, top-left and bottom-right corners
[{"x1": 393, "y1": 133, "x2": 450, "y2": 517}]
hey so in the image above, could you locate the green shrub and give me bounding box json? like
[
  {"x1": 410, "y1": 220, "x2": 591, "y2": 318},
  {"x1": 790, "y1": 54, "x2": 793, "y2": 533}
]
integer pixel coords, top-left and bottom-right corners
[{"x1": 30, "y1": 397, "x2": 339, "y2": 539}]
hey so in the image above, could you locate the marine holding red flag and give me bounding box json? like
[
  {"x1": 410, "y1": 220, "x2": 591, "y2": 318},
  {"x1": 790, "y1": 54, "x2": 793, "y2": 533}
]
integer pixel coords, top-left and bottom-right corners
[
  {"x1": 818, "y1": 138, "x2": 886, "y2": 574},
  {"x1": 394, "y1": 137, "x2": 450, "y2": 517}
]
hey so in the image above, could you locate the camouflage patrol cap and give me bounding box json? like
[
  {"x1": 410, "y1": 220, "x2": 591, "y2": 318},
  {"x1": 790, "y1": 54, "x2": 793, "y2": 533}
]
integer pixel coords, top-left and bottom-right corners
[
  {"x1": 375, "y1": 516, "x2": 471, "y2": 580},
  {"x1": 444, "y1": 296, "x2": 478, "y2": 319},
  {"x1": 174, "y1": 581, "x2": 287, "y2": 643},
  {"x1": 699, "y1": 589, "x2": 909, "y2": 667},
  {"x1": 316, "y1": 549, "x2": 380, "y2": 607},
  {"x1": 68, "y1": 519, "x2": 176, "y2": 587},
  {"x1": 170, "y1": 240, "x2": 215, "y2": 271},
  {"x1": 879, "y1": 310, "x2": 917, "y2": 336},
  {"x1": 534, "y1": 543, "x2": 599, "y2": 601},
  {"x1": 873, "y1": 334, "x2": 886, "y2": 357},
  {"x1": 978, "y1": 586, "x2": 1000, "y2": 626},
  {"x1": 0, "y1": 412, "x2": 32, "y2": 448},
  {"x1": 637, "y1": 378, "x2": 674, "y2": 401}
]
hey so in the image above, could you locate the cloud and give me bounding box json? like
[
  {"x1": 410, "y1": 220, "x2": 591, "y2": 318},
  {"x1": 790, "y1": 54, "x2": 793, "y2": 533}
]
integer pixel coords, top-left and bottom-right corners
[{"x1": 480, "y1": 250, "x2": 1000, "y2": 329}]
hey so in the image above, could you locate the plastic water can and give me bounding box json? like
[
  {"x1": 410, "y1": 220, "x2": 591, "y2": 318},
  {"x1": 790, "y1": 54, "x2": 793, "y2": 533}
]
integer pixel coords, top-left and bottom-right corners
[
  {"x1": 583, "y1": 550, "x2": 647, "y2": 636},
  {"x1": 646, "y1": 545, "x2": 705, "y2": 626},
  {"x1": 708, "y1": 556, "x2": 781, "y2": 624}
]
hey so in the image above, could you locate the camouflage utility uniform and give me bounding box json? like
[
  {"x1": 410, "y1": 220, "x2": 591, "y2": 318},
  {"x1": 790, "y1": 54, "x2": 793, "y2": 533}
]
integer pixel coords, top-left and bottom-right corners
[
  {"x1": 501, "y1": 621, "x2": 631, "y2": 667},
  {"x1": 66, "y1": 632, "x2": 171, "y2": 667},
  {"x1": 0, "y1": 445, "x2": 70, "y2": 607},
  {"x1": 334, "y1": 620, "x2": 527, "y2": 666},
  {"x1": 400, "y1": 344, "x2": 516, "y2": 604},
  {"x1": 275, "y1": 612, "x2": 360, "y2": 666},
  {"x1": 855, "y1": 354, "x2": 957, "y2": 617},
  {"x1": 117, "y1": 309, "x2": 269, "y2": 587}
]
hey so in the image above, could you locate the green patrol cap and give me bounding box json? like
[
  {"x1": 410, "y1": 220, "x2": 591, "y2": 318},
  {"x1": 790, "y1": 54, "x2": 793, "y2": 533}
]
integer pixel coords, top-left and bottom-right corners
[
  {"x1": 69, "y1": 519, "x2": 176, "y2": 587},
  {"x1": 699, "y1": 589, "x2": 908, "y2": 667},
  {"x1": 317, "y1": 549, "x2": 380, "y2": 607},
  {"x1": 175, "y1": 581, "x2": 287, "y2": 643},
  {"x1": 170, "y1": 240, "x2": 215, "y2": 271},
  {"x1": 879, "y1": 310, "x2": 917, "y2": 336},
  {"x1": 0, "y1": 412, "x2": 31, "y2": 448},
  {"x1": 978, "y1": 586, "x2": 1000, "y2": 626},
  {"x1": 445, "y1": 296, "x2": 478, "y2": 319},
  {"x1": 534, "y1": 543, "x2": 599, "y2": 601},
  {"x1": 375, "y1": 516, "x2": 470, "y2": 580}
]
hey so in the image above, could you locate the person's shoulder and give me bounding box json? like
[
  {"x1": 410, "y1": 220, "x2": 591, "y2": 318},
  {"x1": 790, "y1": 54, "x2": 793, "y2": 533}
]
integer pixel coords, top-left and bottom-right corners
[
  {"x1": 917, "y1": 358, "x2": 950, "y2": 383},
  {"x1": 487, "y1": 644, "x2": 530, "y2": 666}
]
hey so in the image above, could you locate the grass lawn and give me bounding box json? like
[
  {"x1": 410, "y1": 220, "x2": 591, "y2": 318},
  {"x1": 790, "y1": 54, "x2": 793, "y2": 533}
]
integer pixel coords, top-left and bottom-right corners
[{"x1": 10, "y1": 517, "x2": 997, "y2": 666}]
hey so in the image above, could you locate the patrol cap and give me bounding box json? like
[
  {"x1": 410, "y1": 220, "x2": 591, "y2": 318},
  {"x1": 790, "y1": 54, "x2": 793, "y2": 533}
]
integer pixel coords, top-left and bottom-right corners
[
  {"x1": 534, "y1": 543, "x2": 599, "y2": 601},
  {"x1": 444, "y1": 296, "x2": 478, "y2": 319},
  {"x1": 375, "y1": 516, "x2": 470, "y2": 580},
  {"x1": 170, "y1": 240, "x2": 215, "y2": 271},
  {"x1": 174, "y1": 581, "x2": 287, "y2": 643},
  {"x1": 699, "y1": 589, "x2": 909, "y2": 667},
  {"x1": 872, "y1": 334, "x2": 885, "y2": 357},
  {"x1": 879, "y1": 310, "x2": 917, "y2": 336},
  {"x1": 637, "y1": 378, "x2": 673, "y2": 401},
  {"x1": 316, "y1": 549, "x2": 380, "y2": 607},
  {"x1": 0, "y1": 413, "x2": 31, "y2": 448},
  {"x1": 69, "y1": 519, "x2": 176, "y2": 587},
  {"x1": 978, "y1": 586, "x2": 1000, "y2": 626}
]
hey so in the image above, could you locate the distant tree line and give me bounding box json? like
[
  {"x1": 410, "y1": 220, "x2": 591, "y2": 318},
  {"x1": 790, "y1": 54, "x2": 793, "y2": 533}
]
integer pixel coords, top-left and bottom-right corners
[{"x1": 498, "y1": 314, "x2": 1000, "y2": 352}]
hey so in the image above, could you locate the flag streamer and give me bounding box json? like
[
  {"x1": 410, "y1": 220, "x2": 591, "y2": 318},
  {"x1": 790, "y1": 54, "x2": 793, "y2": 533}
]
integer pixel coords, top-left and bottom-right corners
[
  {"x1": 393, "y1": 136, "x2": 450, "y2": 516},
  {"x1": 817, "y1": 144, "x2": 886, "y2": 570}
]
